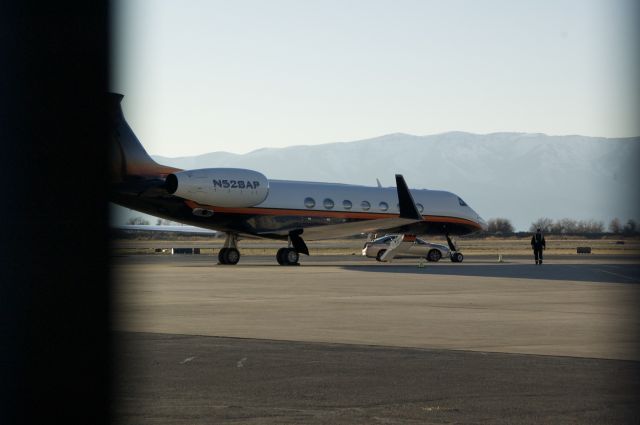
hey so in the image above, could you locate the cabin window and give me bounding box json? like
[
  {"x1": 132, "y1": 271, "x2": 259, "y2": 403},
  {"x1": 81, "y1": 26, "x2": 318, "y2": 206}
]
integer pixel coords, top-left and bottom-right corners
[
  {"x1": 458, "y1": 197, "x2": 467, "y2": 206},
  {"x1": 343, "y1": 200, "x2": 352, "y2": 210},
  {"x1": 323, "y1": 198, "x2": 335, "y2": 209},
  {"x1": 416, "y1": 203, "x2": 424, "y2": 213},
  {"x1": 361, "y1": 201, "x2": 371, "y2": 211},
  {"x1": 379, "y1": 202, "x2": 389, "y2": 211},
  {"x1": 304, "y1": 197, "x2": 316, "y2": 208}
]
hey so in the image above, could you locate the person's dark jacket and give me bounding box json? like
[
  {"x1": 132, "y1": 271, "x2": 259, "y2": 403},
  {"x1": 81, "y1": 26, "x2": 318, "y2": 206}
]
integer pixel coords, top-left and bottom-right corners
[{"x1": 531, "y1": 233, "x2": 546, "y2": 249}]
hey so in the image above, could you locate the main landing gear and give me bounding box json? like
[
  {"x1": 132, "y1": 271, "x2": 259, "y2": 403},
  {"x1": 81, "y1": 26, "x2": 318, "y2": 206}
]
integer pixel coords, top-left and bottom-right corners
[
  {"x1": 217, "y1": 231, "x2": 309, "y2": 266},
  {"x1": 218, "y1": 233, "x2": 240, "y2": 265},
  {"x1": 276, "y1": 247, "x2": 299, "y2": 266},
  {"x1": 275, "y1": 230, "x2": 309, "y2": 266}
]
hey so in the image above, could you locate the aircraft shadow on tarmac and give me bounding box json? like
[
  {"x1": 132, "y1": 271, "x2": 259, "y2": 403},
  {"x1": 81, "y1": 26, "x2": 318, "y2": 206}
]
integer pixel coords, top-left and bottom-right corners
[{"x1": 341, "y1": 263, "x2": 640, "y2": 284}]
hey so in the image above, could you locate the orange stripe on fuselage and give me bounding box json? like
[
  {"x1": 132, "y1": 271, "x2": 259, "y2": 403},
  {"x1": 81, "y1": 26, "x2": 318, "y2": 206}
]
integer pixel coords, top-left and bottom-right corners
[{"x1": 184, "y1": 200, "x2": 482, "y2": 230}]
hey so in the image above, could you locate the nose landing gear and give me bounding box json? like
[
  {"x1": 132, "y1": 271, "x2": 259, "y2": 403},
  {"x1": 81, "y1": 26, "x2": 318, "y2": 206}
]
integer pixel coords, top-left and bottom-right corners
[
  {"x1": 446, "y1": 234, "x2": 464, "y2": 263},
  {"x1": 450, "y1": 251, "x2": 464, "y2": 263}
]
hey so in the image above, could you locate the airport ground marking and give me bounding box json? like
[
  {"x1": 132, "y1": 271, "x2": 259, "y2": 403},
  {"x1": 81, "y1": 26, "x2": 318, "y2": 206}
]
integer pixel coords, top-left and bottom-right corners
[{"x1": 592, "y1": 268, "x2": 639, "y2": 283}]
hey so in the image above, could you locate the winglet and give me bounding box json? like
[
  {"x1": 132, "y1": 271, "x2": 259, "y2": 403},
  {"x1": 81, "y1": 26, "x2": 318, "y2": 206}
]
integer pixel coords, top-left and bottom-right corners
[{"x1": 396, "y1": 174, "x2": 423, "y2": 220}]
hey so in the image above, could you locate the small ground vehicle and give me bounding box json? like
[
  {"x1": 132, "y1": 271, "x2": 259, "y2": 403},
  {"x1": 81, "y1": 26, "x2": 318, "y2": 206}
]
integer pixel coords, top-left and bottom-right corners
[{"x1": 362, "y1": 235, "x2": 454, "y2": 262}]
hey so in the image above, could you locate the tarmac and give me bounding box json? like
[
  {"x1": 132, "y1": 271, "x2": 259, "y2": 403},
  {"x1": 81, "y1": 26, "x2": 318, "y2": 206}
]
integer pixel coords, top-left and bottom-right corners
[{"x1": 111, "y1": 254, "x2": 640, "y2": 424}]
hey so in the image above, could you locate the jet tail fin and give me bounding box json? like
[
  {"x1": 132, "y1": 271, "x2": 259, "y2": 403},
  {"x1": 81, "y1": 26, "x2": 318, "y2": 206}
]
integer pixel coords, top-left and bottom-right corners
[{"x1": 109, "y1": 93, "x2": 178, "y2": 182}]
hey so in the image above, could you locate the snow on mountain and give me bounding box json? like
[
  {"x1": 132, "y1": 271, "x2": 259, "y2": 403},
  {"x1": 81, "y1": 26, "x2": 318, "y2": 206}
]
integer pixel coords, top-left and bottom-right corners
[{"x1": 140, "y1": 132, "x2": 639, "y2": 231}]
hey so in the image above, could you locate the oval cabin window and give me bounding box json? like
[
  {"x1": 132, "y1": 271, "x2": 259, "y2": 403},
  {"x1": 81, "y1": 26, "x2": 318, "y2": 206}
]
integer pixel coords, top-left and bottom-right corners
[
  {"x1": 343, "y1": 200, "x2": 352, "y2": 210},
  {"x1": 361, "y1": 201, "x2": 371, "y2": 211},
  {"x1": 323, "y1": 198, "x2": 334, "y2": 209},
  {"x1": 379, "y1": 202, "x2": 389, "y2": 211},
  {"x1": 304, "y1": 197, "x2": 316, "y2": 208},
  {"x1": 416, "y1": 203, "x2": 424, "y2": 213}
]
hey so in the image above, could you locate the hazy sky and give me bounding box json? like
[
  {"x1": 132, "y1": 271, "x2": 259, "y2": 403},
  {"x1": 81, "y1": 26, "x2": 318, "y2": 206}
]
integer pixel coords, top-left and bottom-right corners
[{"x1": 113, "y1": 0, "x2": 639, "y2": 157}]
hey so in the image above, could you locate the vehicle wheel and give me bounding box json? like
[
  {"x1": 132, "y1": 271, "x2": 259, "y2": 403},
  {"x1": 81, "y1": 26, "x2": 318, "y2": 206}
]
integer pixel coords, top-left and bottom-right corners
[
  {"x1": 276, "y1": 247, "x2": 287, "y2": 265},
  {"x1": 376, "y1": 249, "x2": 387, "y2": 262},
  {"x1": 285, "y1": 248, "x2": 299, "y2": 265},
  {"x1": 451, "y1": 252, "x2": 464, "y2": 263},
  {"x1": 224, "y1": 248, "x2": 240, "y2": 265},
  {"x1": 427, "y1": 249, "x2": 442, "y2": 262},
  {"x1": 218, "y1": 248, "x2": 228, "y2": 264}
]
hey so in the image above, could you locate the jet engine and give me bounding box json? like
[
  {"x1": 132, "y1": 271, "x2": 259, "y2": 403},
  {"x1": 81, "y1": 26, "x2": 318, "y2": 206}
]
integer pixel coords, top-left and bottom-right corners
[{"x1": 165, "y1": 168, "x2": 269, "y2": 207}]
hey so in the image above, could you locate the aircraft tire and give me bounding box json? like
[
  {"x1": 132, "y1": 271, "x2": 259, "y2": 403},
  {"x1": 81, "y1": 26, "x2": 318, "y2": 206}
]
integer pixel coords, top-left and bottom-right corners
[
  {"x1": 224, "y1": 248, "x2": 240, "y2": 265},
  {"x1": 218, "y1": 248, "x2": 228, "y2": 264},
  {"x1": 277, "y1": 248, "x2": 299, "y2": 265},
  {"x1": 451, "y1": 252, "x2": 464, "y2": 263},
  {"x1": 376, "y1": 249, "x2": 387, "y2": 262},
  {"x1": 427, "y1": 249, "x2": 442, "y2": 262},
  {"x1": 285, "y1": 248, "x2": 299, "y2": 265},
  {"x1": 276, "y1": 248, "x2": 287, "y2": 265}
]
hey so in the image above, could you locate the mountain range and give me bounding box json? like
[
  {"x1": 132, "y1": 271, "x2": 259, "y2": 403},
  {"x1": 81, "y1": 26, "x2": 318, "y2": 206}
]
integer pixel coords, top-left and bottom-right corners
[{"x1": 113, "y1": 132, "x2": 640, "y2": 231}]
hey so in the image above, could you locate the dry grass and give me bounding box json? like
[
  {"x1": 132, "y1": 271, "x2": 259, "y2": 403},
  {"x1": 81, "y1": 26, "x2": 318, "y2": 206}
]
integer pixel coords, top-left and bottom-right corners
[{"x1": 112, "y1": 236, "x2": 640, "y2": 257}]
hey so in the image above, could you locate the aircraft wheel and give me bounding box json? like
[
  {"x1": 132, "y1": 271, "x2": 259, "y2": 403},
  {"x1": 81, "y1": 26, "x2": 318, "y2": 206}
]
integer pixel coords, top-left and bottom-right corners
[
  {"x1": 218, "y1": 248, "x2": 228, "y2": 264},
  {"x1": 376, "y1": 249, "x2": 387, "y2": 262},
  {"x1": 224, "y1": 248, "x2": 240, "y2": 265},
  {"x1": 276, "y1": 247, "x2": 287, "y2": 265},
  {"x1": 451, "y1": 252, "x2": 464, "y2": 263},
  {"x1": 427, "y1": 249, "x2": 442, "y2": 262},
  {"x1": 277, "y1": 248, "x2": 299, "y2": 265},
  {"x1": 285, "y1": 248, "x2": 299, "y2": 265}
]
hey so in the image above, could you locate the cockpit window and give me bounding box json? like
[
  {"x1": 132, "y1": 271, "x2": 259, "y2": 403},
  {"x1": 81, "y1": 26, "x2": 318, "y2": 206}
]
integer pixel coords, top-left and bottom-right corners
[{"x1": 458, "y1": 197, "x2": 467, "y2": 206}]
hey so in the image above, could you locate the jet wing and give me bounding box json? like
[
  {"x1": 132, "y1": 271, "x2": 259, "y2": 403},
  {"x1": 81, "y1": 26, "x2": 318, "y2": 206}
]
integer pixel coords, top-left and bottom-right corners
[
  {"x1": 113, "y1": 224, "x2": 217, "y2": 235},
  {"x1": 297, "y1": 216, "x2": 421, "y2": 240},
  {"x1": 268, "y1": 175, "x2": 424, "y2": 240}
]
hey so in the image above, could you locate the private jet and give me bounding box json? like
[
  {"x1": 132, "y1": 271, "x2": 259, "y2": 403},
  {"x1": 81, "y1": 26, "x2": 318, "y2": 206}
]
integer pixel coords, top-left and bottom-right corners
[{"x1": 110, "y1": 93, "x2": 486, "y2": 265}]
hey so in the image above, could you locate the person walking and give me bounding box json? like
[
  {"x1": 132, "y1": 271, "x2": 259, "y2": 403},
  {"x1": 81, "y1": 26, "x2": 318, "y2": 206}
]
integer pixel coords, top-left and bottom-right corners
[{"x1": 531, "y1": 228, "x2": 546, "y2": 265}]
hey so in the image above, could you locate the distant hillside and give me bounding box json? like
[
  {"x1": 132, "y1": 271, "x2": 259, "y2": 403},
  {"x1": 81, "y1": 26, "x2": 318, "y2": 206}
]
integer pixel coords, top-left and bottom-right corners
[{"x1": 114, "y1": 132, "x2": 640, "y2": 231}]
